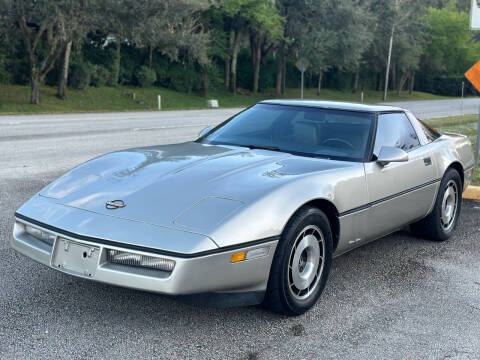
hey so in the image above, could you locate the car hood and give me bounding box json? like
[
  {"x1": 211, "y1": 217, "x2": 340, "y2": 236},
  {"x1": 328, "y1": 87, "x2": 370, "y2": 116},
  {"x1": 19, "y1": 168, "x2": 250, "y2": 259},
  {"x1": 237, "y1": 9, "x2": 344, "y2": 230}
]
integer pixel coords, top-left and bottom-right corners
[{"x1": 39, "y1": 141, "x2": 350, "y2": 231}]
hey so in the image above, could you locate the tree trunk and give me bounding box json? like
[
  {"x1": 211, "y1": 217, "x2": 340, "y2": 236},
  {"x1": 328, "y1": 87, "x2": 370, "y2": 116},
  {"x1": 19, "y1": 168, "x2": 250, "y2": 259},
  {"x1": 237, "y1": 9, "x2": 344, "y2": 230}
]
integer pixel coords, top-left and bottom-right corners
[
  {"x1": 409, "y1": 71, "x2": 415, "y2": 94},
  {"x1": 391, "y1": 61, "x2": 397, "y2": 90},
  {"x1": 19, "y1": 18, "x2": 62, "y2": 105},
  {"x1": 225, "y1": 30, "x2": 234, "y2": 89},
  {"x1": 31, "y1": 76, "x2": 41, "y2": 105},
  {"x1": 281, "y1": 55, "x2": 286, "y2": 94},
  {"x1": 375, "y1": 72, "x2": 381, "y2": 91},
  {"x1": 397, "y1": 72, "x2": 408, "y2": 95},
  {"x1": 275, "y1": 44, "x2": 284, "y2": 96},
  {"x1": 201, "y1": 71, "x2": 209, "y2": 98},
  {"x1": 230, "y1": 30, "x2": 240, "y2": 94},
  {"x1": 252, "y1": 34, "x2": 262, "y2": 94},
  {"x1": 148, "y1": 45, "x2": 153, "y2": 69},
  {"x1": 317, "y1": 72, "x2": 323, "y2": 96},
  {"x1": 57, "y1": 41, "x2": 72, "y2": 100},
  {"x1": 353, "y1": 70, "x2": 360, "y2": 93},
  {"x1": 275, "y1": 53, "x2": 282, "y2": 96},
  {"x1": 113, "y1": 36, "x2": 121, "y2": 86},
  {"x1": 225, "y1": 59, "x2": 231, "y2": 89}
]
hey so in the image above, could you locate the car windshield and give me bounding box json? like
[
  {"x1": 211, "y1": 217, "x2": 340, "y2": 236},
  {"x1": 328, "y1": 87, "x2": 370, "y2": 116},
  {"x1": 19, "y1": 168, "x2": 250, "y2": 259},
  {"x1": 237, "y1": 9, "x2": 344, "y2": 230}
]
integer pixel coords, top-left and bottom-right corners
[{"x1": 200, "y1": 104, "x2": 375, "y2": 161}]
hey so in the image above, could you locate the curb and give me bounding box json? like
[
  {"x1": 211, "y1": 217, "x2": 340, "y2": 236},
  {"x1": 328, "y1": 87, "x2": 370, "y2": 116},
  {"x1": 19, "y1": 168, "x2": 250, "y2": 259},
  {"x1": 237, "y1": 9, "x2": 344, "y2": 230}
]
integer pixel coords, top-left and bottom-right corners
[{"x1": 463, "y1": 186, "x2": 480, "y2": 201}]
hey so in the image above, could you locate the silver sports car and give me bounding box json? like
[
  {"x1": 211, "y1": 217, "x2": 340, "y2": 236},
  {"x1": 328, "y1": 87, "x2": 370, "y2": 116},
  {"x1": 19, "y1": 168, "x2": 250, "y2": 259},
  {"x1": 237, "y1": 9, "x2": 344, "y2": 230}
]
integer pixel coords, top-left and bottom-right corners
[{"x1": 12, "y1": 100, "x2": 475, "y2": 315}]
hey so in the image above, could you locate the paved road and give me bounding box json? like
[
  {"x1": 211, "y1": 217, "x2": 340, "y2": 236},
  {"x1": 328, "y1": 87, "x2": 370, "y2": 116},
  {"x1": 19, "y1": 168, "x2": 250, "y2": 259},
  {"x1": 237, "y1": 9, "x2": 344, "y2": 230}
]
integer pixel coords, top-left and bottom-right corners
[
  {"x1": 1, "y1": 104, "x2": 480, "y2": 359},
  {"x1": 383, "y1": 98, "x2": 480, "y2": 119}
]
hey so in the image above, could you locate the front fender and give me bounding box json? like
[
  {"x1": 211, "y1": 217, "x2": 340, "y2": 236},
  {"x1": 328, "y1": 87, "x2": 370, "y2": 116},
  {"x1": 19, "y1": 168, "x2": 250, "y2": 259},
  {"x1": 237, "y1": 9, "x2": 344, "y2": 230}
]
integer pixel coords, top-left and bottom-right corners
[{"x1": 208, "y1": 163, "x2": 367, "y2": 248}]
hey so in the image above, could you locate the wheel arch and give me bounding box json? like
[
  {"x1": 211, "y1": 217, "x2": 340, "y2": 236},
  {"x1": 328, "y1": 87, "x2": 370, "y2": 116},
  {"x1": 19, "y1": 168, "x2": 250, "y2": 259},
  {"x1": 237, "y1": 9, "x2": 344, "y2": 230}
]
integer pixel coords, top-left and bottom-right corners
[
  {"x1": 292, "y1": 199, "x2": 340, "y2": 252},
  {"x1": 445, "y1": 161, "x2": 464, "y2": 188}
]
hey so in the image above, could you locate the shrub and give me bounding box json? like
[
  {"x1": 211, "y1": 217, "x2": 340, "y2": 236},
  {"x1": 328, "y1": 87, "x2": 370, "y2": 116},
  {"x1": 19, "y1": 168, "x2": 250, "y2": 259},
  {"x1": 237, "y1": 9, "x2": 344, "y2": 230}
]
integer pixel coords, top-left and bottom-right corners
[
  {"x1": 432, "y1": 76, "x2": 477, "y2": 97},
  {"x1": 418, "y1": 75, "x2": 478, "y2": 97},
  {"x1": 69, "y1": 61, "x2": 93, "y2": 90},
  {"x1": 90, "y1": 65, "x2": 111, "y2": 87},
  {"x1": 167, "y1": 64, "x2": 200, "y2": 92},
  {"x1": 0, "y1": 49, "x2": 9, "y2": 84},
  {"x1": 135, "y1": 66, "x2": 157, "y2": 87}
]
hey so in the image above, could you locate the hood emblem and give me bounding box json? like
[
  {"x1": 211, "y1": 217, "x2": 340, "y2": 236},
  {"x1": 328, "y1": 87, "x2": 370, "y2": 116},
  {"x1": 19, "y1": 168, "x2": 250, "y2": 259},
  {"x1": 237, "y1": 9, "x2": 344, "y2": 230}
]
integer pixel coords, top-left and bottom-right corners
[{"x1": 106, "y1": 200, "x2": 126, "y2": 209}]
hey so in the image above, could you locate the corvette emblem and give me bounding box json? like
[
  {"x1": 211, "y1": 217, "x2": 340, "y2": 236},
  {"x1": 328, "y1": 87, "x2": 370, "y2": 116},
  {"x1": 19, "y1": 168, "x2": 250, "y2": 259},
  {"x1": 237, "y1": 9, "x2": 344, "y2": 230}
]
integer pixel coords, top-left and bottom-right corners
[{"x1": 106, "y1": 200, "x2": 126, "y2": 209}]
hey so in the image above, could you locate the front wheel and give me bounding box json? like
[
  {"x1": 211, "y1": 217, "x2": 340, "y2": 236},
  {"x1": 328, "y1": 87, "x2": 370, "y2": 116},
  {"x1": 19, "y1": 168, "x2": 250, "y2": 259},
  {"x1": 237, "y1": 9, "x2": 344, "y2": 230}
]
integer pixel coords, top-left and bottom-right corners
[
  {"x1": 263, "y1": 206, "x2": 333, "y2": 316},
  {"x1": 411, "y1": 168, "x2": 462, "y2": 241}
]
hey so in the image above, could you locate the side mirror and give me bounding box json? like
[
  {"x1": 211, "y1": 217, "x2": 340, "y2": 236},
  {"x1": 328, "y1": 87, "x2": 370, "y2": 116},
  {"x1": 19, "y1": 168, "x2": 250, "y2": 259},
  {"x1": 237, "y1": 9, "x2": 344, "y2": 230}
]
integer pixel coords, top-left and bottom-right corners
[
  {"x1": 198, "y1": 126, "x2": 214, "y2": 138},
  {"x1": 376, "y1": 146, "x2": 408, "y2": 166}
]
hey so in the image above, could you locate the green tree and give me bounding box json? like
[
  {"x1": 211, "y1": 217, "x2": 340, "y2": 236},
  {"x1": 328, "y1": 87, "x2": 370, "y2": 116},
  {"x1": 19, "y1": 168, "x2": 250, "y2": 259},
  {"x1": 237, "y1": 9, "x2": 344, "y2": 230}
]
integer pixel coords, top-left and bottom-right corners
[
  {"x1": 132, "y1": 0, "x2": 210, "y2": 69},
  {"x1": 297, "y1": 0, "x2": 373, "y2": 95},
  {"x1": 97, "y1": 0, "x2": 135, "y2": 86},
  {"x1": 248, "y1": 1, "x2": 283, "y2": 93},
  {"x1": 423, "y1": 0, "x2": 480, "y2": 75},
  {"x1": 218, "y1": 0, "x2": 283, "y2": 94},
  {"x1": 56, "y1": 1, "x2": 96, "y2": 99},
  {"x1": 367, "y1": 0, "x2": 426, "y2": 99},
  {"x1": 0, "y1": 0, "x2": 95, "y2": 104}
]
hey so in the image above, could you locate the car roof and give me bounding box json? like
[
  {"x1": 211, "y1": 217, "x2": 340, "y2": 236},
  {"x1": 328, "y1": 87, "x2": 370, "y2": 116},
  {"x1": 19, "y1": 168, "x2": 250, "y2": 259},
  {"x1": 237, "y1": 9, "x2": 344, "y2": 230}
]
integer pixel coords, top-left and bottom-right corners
[{"x1": 260, "y1": 99, "x2": 404, "y2": 113}]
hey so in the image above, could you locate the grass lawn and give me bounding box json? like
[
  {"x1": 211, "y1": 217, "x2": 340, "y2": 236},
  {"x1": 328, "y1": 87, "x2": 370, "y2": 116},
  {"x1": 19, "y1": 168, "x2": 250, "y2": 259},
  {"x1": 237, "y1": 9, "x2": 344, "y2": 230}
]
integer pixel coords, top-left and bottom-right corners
[
  {"x1": 426, "y1": 115, "x2": 479, "y2": 185},
  {"x1": 0, "y1": 84, "x2": 450, "y2": 115}
]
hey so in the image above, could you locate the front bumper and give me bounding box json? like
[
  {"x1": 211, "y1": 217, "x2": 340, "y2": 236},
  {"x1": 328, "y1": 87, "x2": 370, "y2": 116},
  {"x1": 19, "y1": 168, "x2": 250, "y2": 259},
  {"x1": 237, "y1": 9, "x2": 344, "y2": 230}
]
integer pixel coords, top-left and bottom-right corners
[{"x1": 12, "y1": 217, "x2": 278, "y2": 297}]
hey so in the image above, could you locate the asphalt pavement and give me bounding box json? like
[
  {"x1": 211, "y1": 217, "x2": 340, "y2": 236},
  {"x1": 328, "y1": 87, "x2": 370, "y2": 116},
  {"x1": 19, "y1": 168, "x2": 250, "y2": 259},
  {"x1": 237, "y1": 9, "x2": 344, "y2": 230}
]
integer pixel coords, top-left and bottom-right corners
[
  {"x1": 383, "y1": 97, "x2": 480, "y2": 119},
  {"x1": 1, "y1": 101, "x2": 480, "y2": 359}
]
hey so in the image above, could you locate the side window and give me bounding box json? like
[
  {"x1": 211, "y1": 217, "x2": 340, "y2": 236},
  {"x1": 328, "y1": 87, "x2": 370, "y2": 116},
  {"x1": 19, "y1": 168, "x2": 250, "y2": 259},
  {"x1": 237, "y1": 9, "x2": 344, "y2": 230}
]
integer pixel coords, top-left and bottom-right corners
[{"x1": 374, "y1": 113, "x2": 421, "y2": 155}]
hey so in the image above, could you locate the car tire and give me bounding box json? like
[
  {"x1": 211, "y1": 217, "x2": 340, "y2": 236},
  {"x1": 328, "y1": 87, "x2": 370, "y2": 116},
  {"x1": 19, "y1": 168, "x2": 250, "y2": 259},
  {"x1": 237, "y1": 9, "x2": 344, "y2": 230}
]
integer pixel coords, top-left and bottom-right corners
[
  {"x1": 263, "y1": 206, "x2": 333, "y2": 316},
  {"x1": 411, "y1": 168, "x2": 462, "y2": 242}
]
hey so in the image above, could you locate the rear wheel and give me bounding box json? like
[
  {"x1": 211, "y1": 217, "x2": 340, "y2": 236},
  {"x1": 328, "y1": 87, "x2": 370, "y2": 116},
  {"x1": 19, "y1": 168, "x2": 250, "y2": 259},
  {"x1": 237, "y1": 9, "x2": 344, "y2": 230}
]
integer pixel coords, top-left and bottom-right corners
[
  {"x1": 263, "y1": 206, "x2": 333, "y2": 316},
  {"x1": 411, "y1": 168, "x2": 462, "y2": 241}
]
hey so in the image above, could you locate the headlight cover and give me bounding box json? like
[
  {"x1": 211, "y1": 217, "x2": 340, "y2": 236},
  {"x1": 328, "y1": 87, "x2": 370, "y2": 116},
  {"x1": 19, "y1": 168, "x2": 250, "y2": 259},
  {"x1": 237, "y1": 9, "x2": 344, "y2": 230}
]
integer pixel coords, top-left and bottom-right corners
[
  {"x1": 106, "y1": 249, "x2": 175, "y2": 272},
  {"x1": 24, "y1": 225, "x2": 56, "y2": 246}
]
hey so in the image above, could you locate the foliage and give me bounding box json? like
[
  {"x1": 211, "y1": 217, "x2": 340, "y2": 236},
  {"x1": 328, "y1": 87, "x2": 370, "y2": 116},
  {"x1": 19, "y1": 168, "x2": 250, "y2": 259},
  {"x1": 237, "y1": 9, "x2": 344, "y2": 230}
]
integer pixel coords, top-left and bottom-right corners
[
  {"x1": 298, "y1": 0, "x2": 373, "y2": 74},
  {"x1": 423, "y1": 0, "x2": 480, "y2": 75},
  {"x1": 68, "y1": 61, "x2": 93, "y2": 90},
  {"x1": 90, "y1": 65, "x2": 111, "y2": 87},
  {"x1": 0, "y1": 0, "x2": 97, "y2": 102},
  {"x1": 135, "y1": 66, "x2": 157, "y2": 87},
  {"x1": 0, "y1": 47, "x2": 8, "y2": 83},
  {"x1": 419, "y1": 75, "x2": 478, "y2": 96},
  {"x1": 0, "y1": 0, "x2": 479, "y2": 102}
]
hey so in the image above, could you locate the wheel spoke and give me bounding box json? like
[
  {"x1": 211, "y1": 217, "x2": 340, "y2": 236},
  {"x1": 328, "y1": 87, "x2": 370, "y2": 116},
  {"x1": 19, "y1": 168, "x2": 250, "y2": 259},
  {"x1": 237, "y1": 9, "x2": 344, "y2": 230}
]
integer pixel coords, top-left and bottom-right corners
[
  {"x1": 287, "y1": 224, "x2": 326, "y2": 301},
  {"x1": 440, "y1": 180, "x2": 459, "y2": 231}
]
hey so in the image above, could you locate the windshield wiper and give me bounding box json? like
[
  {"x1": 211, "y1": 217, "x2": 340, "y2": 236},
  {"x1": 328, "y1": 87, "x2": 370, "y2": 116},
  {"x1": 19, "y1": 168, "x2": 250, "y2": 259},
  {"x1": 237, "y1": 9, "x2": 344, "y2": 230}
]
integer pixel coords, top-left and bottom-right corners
[{"x1": 243, "y1": 144, "x2": 281, "y2": 151}]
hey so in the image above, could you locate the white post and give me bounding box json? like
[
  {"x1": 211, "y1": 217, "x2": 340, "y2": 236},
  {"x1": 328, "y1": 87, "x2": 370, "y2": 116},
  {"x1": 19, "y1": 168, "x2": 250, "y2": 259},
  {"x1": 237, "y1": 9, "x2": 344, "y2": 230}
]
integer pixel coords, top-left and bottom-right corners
[
  {"x1": 361, "y1": 91, "x2": 364, "y2": 104},
  {"x1": 461, "y1": 81, "x2": 464, "y2": 117},
  {"x1": 383, "y1": 0, "x2": 398, "y2": 102},
  {"x1": 158, "y1": 95, "x2": 162, "y2": 110},
  {"x1": 133, "y1": 93, "x2": 136, "y2": 101},
  {"x1": 383, "y1": 25, "x2": 395, "y2": 102}
]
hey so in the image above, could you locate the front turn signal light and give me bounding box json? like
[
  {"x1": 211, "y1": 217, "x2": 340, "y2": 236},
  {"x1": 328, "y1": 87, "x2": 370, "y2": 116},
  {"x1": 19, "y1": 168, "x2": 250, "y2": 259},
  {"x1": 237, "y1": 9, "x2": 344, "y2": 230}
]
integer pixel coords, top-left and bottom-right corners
[{"x1": 230, "y1": 251, "x2": 246, "y2": 263}]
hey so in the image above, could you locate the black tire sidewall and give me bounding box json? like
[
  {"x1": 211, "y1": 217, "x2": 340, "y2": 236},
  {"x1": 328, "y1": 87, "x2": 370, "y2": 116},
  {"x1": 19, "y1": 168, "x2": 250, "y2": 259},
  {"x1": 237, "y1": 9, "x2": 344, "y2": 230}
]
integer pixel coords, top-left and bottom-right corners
[
  {"x1": 432, "y1": 169, "x2": 462, "y2": 240},
  {"x1": 274, "y1": 207, "x2": 333, "y2": 315}
]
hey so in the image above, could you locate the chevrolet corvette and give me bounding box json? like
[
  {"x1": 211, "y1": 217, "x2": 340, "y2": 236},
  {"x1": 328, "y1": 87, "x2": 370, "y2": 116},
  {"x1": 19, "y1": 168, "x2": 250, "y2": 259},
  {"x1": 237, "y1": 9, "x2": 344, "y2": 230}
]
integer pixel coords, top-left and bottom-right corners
[{"x1": 12, "y1": 100, "x2": 475, "y2": 315}]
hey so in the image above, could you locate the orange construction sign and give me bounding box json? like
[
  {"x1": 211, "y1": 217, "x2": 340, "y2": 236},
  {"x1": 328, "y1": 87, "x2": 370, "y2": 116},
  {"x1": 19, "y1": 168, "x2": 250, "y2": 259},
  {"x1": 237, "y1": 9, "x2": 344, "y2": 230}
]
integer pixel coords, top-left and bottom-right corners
[{"x1": 465, "y1": 60, "x2": 480, "y2": 92}]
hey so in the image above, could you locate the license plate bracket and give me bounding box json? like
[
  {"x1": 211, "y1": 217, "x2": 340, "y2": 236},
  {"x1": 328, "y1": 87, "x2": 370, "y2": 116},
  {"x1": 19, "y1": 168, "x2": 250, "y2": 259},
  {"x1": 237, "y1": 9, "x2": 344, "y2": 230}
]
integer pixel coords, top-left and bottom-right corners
[{"x1": 51, "y1": 238, "x2": 100, "y2": 278}]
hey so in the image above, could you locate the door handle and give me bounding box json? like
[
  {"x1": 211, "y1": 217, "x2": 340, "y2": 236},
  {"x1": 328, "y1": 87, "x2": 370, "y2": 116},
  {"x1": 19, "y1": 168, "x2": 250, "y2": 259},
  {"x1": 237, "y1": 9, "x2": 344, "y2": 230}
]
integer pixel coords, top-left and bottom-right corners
[{"x1": 423, "y1": 157, "x2": 432, "y2": 166}]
